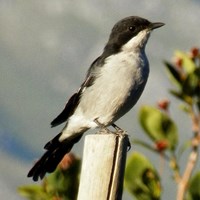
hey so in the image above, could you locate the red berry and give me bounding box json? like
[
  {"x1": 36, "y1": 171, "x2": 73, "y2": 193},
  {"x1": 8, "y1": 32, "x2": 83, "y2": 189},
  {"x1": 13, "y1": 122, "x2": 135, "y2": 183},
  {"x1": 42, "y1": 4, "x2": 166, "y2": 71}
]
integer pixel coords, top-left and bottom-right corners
[
  {"x1": 190, "y1": 47, "x2": 199, "y2": 58},
  {"x1": 175, "y1": 57, "x2": 183, "y2": 68},
  {"x1": 155, "y1": 140, "x2": 169, "y2": 152},
  {"x1": 59, "y1": 153, "x2": 76, "y2": 170},
  {"x1": 157, "y1": 99, "x2": 170, "y2": 110}
]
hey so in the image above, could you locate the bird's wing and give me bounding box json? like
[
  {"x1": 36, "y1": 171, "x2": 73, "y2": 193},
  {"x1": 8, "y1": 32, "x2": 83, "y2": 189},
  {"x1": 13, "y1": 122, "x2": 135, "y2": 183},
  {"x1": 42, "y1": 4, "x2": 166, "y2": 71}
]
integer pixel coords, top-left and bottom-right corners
[
  {"x1": 51, "y1": 56, "x2": 101, "y2": 127},
  {"x1": 50, "y1": 75, "x2": 95, "y2": 127}
]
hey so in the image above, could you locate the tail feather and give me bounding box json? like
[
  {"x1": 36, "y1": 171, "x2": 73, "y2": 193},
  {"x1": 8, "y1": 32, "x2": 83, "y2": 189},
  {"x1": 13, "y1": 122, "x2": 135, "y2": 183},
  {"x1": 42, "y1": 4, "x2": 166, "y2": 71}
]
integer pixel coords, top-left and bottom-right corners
[
  {"x1": 44, "y1": 132, "x2": 62, "y2": 150},
  {"x1": 27, "y1": 133, "x2": 82, "y2": 181}
]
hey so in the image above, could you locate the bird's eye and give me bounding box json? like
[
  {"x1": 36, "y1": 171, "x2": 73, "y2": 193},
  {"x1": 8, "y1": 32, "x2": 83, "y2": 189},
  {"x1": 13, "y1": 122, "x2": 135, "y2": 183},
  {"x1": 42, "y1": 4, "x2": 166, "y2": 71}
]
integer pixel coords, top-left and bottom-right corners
[{"x1": 129, "y1": 26, "x2": 135, "y2": 31}]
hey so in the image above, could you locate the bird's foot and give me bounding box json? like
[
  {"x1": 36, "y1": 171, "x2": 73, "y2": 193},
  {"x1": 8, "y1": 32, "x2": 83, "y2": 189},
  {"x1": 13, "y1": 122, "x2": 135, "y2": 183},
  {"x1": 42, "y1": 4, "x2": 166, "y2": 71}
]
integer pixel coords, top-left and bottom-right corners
[
  {"x1": 94, "y1": 119, "x2": 131, "y2": 150},
  {"x1": 112, "y1": 123, "x2": 128, "y2": 137},
  {"x1": 111, "y1": 123, "x2": 131, "y2": 151},
  {"x1": 111, "y1": 123, "x2": 125, "y2": 133},
  {"x1": 126, "y1": 139, "x2": 131, "y2": 151}
]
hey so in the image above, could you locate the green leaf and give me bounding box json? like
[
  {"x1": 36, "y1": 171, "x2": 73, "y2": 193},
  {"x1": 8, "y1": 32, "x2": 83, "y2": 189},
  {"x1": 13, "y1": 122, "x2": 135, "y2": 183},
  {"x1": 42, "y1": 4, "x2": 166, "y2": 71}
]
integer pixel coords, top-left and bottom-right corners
[
  {"x1": 164, "y1": 61, "x2": 183, "y2": 87},
  {"x1": 186, "y1": 171, "x2": 200, "y2": 200},
  {"x1": 169, "y1": 90, "x2": 184, "y2": 101},
  {"x1": 125, "y1": 152, "x2": 161, "y2": 200},
  {"x1": 169, "y1": 90, "x2": 193, "y2": 105},
  {"x1": 18, "y1": 185, "x2": 50, "y2": 200},
  {"x1": 175, "y1": 51, "x2": 196, "y2": 73},
  {"x1": 182, "y1": 68, "x2": 200, "y2": 97},
  {"x1": 45, "y1": 156, "x2": 81, "y2": 200},
  {"x1": 139, "y1": 106, "x2": 178, "y2": 151}
]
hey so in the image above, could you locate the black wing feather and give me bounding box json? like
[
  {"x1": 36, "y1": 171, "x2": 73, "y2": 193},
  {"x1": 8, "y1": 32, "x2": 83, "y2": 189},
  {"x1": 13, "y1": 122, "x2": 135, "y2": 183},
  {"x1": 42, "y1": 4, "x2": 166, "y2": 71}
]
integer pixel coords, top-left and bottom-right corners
[
  {"x1": 51, "y1": 56, "x2": 102, "y2": 128},
  {"x1": 51, "y1": 77, "x2": 91, "y2": 127},
  {"x1": 51, "y1": 92, "x2": 80, "y2": 127}
]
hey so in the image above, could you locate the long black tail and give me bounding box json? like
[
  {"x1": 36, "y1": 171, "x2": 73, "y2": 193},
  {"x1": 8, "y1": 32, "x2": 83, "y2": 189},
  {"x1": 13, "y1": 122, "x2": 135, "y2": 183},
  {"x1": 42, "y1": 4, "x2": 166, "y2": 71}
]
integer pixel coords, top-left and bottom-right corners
[{"x1": 27, "y1": 133, "x2": 82, "y2": 181}]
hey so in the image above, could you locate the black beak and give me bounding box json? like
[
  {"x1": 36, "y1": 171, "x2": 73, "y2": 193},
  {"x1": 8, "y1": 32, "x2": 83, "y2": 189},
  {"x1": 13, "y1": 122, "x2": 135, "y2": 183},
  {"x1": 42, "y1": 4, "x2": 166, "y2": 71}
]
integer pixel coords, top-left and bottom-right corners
[{"x1": 150, "y1": 22, "x2": 165, "y2": 30}]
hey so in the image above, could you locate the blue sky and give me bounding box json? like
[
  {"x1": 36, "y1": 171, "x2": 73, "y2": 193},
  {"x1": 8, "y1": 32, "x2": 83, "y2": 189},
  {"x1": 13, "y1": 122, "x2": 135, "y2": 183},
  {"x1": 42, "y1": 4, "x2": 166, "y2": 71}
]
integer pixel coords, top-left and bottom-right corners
[{"x1": 0, "y1": 1, "x2": 200, "y2": 199}]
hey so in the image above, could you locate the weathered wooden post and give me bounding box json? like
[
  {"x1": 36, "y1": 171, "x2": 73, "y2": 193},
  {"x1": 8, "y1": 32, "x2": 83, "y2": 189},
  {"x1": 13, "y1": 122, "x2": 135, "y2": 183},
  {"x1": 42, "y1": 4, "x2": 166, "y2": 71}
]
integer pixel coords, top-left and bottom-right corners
[{"x1": 77, "y1": 131, "x2": 129, "y2": 200}]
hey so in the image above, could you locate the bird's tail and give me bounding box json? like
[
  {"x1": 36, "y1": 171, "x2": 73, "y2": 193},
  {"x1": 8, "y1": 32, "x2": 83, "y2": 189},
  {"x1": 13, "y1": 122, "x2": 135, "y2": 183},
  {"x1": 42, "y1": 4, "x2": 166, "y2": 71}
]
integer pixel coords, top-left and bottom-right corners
[{"x1": 27, "y1": 133, "x2": 83, "y2": 181}]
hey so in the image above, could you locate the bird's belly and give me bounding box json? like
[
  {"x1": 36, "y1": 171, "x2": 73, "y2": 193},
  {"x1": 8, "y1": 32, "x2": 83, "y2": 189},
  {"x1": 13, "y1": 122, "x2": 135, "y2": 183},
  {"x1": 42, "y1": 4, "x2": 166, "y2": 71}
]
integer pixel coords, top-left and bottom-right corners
[
  {"x1": 97, "y1": 75, "x2": 148, "y2": 125},
  {"x1": 77, "y1": 53, "x2": 149, "y2": 126}
]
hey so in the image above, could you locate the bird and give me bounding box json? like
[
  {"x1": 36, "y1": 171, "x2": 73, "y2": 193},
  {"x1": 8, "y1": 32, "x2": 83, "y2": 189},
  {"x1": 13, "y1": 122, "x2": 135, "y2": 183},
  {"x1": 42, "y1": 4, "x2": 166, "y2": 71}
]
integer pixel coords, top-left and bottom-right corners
[{"x1": 28, "y1": 16, "x2": 164, "y2": 181}]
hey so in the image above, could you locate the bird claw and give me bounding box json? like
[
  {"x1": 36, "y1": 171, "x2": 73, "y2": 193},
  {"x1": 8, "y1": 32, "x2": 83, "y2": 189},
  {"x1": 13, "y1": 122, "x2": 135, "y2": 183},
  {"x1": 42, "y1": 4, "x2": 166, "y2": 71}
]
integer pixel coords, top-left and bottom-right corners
[
  {"x1": 111, "y1": 123, "x2": 124, "y2": 132},
  {"x1": 111, "y1": 123, "x2": 131, "y2": 150},
  {"x1": 94, "y1": 119, "x2": 131, "y2": 150},
  {"x1": 126, "y1": 139, "x2": 131, "y2": 151}
]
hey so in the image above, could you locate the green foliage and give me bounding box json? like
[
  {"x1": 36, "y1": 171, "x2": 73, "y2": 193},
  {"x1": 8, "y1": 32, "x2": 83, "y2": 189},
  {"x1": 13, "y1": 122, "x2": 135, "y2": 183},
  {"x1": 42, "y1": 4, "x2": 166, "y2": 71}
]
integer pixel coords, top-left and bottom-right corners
[
  {"x1": 175, "y1": 50, "x2": 196, "y2": 73},
  {"x1": 165, "y1": 49, "x2": 200, "y2": 105},
  {"x1": 186, "y1": 171, "x2": 200, "y2": 200},
  {"x1": 164, "y1": 61, "x2": 183, "y2": 88},
  {"x1": 19, "y1": 154, "x2": 80, "y2": 200},
  {"x1": 18, "y1": 185, "x2": 50, "y2": 200},
  {"x1": 125, "y1": 152, "x2": 161, "y2": 200},
  {"x1": 139, "y1": 106, "x2": 178, "y2": 151},
  {"x1": 124, "y1": 47, "x2": 200, "y2": 200}
]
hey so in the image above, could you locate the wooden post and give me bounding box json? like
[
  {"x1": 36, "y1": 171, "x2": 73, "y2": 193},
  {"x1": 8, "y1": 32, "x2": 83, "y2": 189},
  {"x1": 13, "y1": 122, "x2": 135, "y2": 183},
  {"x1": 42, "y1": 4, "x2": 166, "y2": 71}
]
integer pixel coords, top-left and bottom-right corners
[{"x1": 77, "y1": 131, "x2": 129, "y2": 200}]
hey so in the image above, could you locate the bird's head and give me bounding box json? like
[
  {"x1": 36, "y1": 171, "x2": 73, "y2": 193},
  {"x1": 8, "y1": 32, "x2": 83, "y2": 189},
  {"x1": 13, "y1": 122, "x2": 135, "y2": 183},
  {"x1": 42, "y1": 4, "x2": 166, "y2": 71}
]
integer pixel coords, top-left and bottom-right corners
[{"x1": 104, "y1": 16, "x2": 164, "y2": 54}]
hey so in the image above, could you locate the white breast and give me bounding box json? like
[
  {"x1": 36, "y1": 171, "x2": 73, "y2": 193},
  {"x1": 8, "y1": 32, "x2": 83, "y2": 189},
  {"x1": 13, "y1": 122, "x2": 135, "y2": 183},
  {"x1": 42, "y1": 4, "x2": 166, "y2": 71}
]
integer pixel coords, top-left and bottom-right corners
[{"x1": 75, "y1": 48, "x2": 149, "y2": 126}]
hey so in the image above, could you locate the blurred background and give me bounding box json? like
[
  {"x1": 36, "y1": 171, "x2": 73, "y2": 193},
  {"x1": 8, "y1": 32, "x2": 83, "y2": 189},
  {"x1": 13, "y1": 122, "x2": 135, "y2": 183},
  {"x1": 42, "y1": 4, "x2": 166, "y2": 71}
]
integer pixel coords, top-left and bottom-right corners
[{"x1": 0, "y1": 0, "x2": 200, "y2": 199}]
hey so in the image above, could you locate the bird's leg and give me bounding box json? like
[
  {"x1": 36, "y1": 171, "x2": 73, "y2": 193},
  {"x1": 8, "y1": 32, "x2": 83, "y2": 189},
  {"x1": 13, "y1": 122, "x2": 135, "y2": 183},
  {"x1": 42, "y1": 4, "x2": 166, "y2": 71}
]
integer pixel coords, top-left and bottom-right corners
[
  {"x1": 111, "y1": 123, "x2": 124, "y2": 132},
  {"x1": 112, "y1": 123, "x2": 131, "y2": 151},
  {"x1": 94, "y1": 118, "x2": 110, "y2": 134}
]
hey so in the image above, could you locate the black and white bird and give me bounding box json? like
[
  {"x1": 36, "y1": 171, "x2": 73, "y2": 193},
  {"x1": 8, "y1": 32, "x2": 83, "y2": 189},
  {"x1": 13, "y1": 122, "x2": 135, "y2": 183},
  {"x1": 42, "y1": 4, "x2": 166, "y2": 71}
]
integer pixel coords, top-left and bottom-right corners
[{"x1": 28, "y1": 16, "x2": 164, "y2": 181}]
